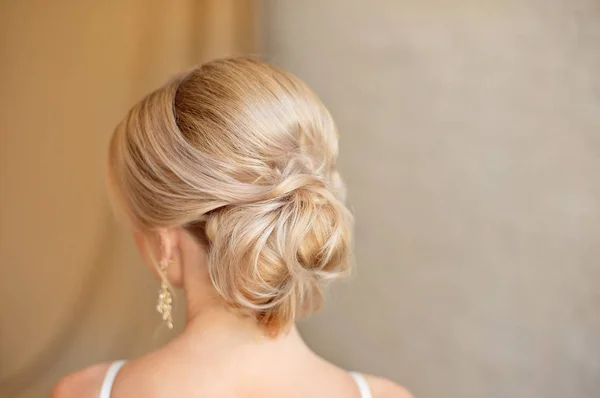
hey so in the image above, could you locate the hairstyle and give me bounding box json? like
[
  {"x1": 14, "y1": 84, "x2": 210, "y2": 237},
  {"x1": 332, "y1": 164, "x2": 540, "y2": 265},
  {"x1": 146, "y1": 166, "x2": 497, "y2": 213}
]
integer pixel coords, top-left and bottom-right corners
[{"x1": 108, "y1": 57, "x2": 353, "y2": 335}]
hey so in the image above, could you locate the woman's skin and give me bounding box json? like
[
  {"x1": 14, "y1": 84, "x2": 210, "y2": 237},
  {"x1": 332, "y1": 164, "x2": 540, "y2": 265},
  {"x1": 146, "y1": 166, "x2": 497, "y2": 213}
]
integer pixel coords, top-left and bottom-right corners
[{"x1": 51, "y1": 228, "x2": 412, "y2": 397}]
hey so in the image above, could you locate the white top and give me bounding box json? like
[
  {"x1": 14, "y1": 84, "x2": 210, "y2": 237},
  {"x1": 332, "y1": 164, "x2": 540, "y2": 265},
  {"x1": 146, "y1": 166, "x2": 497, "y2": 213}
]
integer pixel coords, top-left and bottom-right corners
[
  {"x1": 350, "y1": 372, "x2": 373, "y2": 398},
  {"x1": 99, "y1": 360, "x2": 372, "y2": 398},
  {"x1": 98, "y1": 360, "x2": 126, "y2": 398}
]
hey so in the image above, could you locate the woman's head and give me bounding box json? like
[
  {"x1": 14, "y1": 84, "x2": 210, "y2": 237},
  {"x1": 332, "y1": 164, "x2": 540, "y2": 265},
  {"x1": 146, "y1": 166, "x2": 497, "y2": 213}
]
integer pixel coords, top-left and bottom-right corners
[{"x1": 108, "y1": 57, "x2": 353, "y2": 335}]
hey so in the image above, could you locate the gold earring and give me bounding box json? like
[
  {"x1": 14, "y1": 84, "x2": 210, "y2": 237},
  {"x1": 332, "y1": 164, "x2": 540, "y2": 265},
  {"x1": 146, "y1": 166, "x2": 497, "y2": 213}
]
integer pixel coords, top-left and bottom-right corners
[{"x1": 156, "y1": 259, "x2": 174, "y2": 329}]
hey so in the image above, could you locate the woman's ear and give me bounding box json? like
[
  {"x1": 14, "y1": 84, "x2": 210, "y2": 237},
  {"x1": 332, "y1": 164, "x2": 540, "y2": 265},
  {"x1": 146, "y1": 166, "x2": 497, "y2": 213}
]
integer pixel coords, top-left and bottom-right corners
[{"x1": 156, "y1": 228, "x2": 184, "y2": 288}]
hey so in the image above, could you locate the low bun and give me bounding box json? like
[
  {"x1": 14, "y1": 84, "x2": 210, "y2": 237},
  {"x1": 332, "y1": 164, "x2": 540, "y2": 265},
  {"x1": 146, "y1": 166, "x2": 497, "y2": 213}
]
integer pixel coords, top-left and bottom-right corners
[
  {"x1": 204, "y1": 169, "x2": 352, "y2": 332},
  {"x1": 108, "y1": 57, "x2": 353, "y2": 335}
]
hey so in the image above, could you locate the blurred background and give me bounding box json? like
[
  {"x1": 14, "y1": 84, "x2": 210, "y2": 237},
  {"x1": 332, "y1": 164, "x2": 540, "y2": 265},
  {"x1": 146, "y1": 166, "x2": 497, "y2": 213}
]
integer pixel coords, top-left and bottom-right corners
[{"x1": 1, "y1": 1, "x2": 599, "y2": 397}]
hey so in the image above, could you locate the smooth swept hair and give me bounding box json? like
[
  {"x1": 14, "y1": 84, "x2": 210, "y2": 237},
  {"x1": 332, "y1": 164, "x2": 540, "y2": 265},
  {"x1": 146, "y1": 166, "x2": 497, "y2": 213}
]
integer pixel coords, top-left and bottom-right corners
[{"x1": 108, "y1": 57, "x2": 353, "y2": 335}]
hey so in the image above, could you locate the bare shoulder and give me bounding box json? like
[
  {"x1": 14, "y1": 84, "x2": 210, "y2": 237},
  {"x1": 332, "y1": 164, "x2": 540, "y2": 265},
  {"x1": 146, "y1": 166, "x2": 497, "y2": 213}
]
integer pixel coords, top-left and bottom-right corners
[
  {"x1": 363, "y1": 374, "x2": 414, "y2": 398},
  {"x1": 51, "y1": 363, "x2": 110, "y2": 398}
]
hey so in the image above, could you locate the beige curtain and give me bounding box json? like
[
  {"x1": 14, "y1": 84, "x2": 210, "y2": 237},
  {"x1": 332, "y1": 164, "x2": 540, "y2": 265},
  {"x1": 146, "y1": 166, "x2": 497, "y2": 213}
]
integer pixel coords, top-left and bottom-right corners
[{"x1": 0, "y1": 1, "x2": 259, "y2": 397}]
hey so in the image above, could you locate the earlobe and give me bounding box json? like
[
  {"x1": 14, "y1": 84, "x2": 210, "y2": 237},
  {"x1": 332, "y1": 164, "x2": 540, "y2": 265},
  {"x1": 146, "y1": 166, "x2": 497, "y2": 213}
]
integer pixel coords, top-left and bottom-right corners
[{"x1": 156, "y1": 229, "x2": 176, "y2": 263}]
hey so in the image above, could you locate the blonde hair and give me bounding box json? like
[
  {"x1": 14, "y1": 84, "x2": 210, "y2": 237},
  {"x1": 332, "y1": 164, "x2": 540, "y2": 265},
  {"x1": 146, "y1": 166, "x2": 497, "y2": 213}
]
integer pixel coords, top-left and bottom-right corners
[{"x1": 108, "y1": 57, "x2": 353, "y2": 335}]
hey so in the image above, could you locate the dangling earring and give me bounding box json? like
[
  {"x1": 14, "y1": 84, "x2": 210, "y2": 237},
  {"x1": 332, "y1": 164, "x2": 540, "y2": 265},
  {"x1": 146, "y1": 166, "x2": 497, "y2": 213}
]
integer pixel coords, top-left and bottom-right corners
[{"x1": 156, "y1": 259, "x2": 174, "y2": 329}]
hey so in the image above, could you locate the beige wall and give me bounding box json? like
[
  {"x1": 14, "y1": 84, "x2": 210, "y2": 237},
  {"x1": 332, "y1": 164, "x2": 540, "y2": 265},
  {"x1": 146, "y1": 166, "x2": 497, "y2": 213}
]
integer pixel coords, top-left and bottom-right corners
[
  {"x1": 266, "y1": 1, "x2": 600, "y2": 397},
  {"x1": 0, "y1": 1, "x2": 258, "y2": 397}
]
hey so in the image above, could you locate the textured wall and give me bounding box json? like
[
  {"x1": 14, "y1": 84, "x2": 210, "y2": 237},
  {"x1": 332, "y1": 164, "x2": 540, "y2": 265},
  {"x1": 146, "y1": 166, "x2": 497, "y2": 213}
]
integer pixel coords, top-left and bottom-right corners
[{"x1": 266, "y1": 1, "x2": 600, "y2": 397}]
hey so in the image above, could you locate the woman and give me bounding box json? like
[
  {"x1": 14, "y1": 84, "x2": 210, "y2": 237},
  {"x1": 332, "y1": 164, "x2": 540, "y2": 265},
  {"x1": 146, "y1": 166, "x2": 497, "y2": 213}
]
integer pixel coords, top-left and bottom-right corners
[{"x1": 53, "y1": 57, "x2": 411, "y2": 398}]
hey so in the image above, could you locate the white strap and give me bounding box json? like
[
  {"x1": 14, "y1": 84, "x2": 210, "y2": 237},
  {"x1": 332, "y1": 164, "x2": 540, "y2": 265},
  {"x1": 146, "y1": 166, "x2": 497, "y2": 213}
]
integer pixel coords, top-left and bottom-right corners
[
  {"x1": 99, "y1": 360, "x2": 126, "y2": 398},
  {"x1": 350, "y1": 372, "x2": 372, "y2": 398}
]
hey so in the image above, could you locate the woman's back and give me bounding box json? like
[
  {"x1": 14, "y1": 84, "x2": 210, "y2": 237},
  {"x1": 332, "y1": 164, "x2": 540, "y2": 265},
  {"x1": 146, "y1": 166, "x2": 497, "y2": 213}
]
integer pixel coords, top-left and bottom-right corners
[{"x1": 53, "y1": 324, "x2": 411, "y2": 398}]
